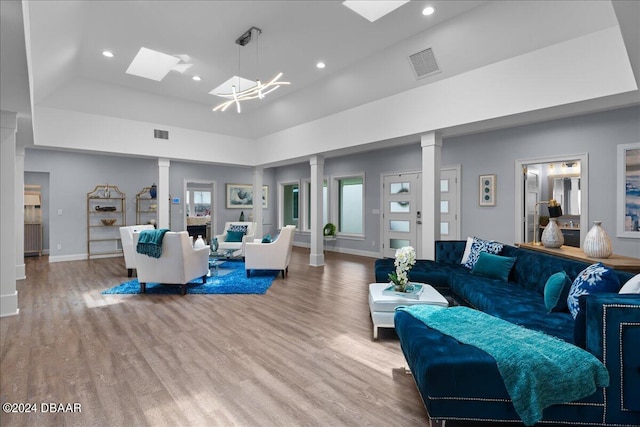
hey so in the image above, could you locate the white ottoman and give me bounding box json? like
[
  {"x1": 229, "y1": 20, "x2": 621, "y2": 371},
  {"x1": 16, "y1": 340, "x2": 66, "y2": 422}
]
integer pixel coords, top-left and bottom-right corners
[{"x1": 368, "y1": 282, "x2": 449, "y2": 339}]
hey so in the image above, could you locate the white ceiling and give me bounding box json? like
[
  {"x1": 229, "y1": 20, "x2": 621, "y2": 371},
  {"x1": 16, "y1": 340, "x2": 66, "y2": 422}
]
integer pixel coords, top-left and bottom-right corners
[{"x1": 2, "y1": 1, "x2": 639, "y2": 144}]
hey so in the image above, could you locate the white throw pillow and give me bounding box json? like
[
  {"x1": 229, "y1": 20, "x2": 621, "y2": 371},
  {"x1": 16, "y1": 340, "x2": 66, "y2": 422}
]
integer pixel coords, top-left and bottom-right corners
[
  {"x1": 619, "y1": 274, "x2": 640, "y2": 294},
  {"x1": 460, "y1": 237, "x2": 474, "y2": 265}
]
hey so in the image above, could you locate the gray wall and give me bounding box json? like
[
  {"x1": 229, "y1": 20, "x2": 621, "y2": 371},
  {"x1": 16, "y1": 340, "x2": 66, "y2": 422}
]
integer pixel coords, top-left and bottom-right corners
[
  {"x1": 274, "y1": 105, "x2": 640, "y2": 258},
  {"x1": 24, "y1": 151, "x2": 268, "y2": 259},
  {"x1": 24, "y1": 105, "x2": 640, "y2": 260},
  {"x1": 274, "y1": 144, "x2": 422, "y2": 256},
  {"x1": 168, "y1": 161, "x2": 276, "y2": 236},
  {"x1": 443, "y1": 105, "x2": 640, "y2": 257}
]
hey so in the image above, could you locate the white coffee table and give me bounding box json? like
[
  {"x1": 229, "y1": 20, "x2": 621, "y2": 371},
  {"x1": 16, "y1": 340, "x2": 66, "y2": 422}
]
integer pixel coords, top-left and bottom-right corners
[{"x1": 368, "y1": 282, "x2": 449, "y2": 339}]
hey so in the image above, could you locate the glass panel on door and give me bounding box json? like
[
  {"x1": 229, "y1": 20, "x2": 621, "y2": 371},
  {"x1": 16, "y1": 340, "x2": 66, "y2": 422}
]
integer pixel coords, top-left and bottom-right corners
[
  {"x1": 390, "y1": 220, "x2": 410, "y2": 232},
  {"x1": 390, "y1": 238, "x2": 411, "y2": 249},
  {"x1": 390, "y1": 182, "x2": 410, "y2": 194},
  {"x1": 441, "y1": 222, "x2": 449, "y2": 236},
  {"x1": 390, "y1": 201, "x2": 410, "y2": 213}
]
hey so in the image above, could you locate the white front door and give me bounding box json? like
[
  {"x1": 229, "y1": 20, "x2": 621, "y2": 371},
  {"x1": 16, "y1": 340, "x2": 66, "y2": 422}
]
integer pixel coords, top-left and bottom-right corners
[{"x1": 382, "y1": 173, "x2": 421, "y2": 258}]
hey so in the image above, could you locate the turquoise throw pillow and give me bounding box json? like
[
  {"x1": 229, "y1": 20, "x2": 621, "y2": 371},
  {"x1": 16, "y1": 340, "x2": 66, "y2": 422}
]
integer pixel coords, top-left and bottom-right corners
[
  {"x1": 225, "y1": 230, "x2": 244, "y2": 243},
  {"x1": 471, "y1": 252, "x2": 516, "y2": 281},
  {"x1": 567, "y1": 263, "x2": 620, "y2": 319},
  {"x1": 261, "y1": 234, "x2": 272, "y2": 243},
  {"x1": 543, "y1": 272, "x2": 571, "y2": 313}
]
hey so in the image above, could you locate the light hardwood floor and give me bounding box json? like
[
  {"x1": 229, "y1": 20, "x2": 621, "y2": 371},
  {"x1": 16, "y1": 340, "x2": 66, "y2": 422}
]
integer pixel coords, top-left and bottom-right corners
[{"x1": 2, "y1": 247, "x2": 438, "y2": 427}]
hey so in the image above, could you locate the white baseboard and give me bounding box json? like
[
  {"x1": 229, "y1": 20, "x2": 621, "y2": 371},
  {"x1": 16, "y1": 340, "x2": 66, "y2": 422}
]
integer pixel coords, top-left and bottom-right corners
[
  {"x1": 16, "y1": 264, "x2": 26, "y2": 280},
  {"x1": 0, "y1": 291, "x2": 19, "y2": 317},
  {"x1": 48, "y1": 253, "x2": 87, "y2": 263},
  {"x1": 293, "y1": 241, "x2": 380, "y2": 259},
  {"x1": 49, "y1": 253, "x2": 122, "y2": 263}
]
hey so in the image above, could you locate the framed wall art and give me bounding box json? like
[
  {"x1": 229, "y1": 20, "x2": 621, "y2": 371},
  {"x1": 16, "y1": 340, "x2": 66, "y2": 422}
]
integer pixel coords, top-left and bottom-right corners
[
  {"x1": 226, "y1": 184, "x2": 268, "y2": 209},
  {"x1": 479, "y1": 174, "x2": 496, "y2": 207},
  {"x1": 616, "y1": 142, "x2": 640, "y2": 238}
]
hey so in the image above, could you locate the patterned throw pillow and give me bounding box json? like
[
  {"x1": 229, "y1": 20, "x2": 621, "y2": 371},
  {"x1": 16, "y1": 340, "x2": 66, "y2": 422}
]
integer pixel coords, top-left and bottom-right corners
[
  {"x1": 567, "y1": 263, "x2": 621, "y2": 319},
  {"x1": 463, "y1": 237, "x2": 504, "y2": 269},
  {"x1": 229, "y1": 224, "x2": 248, "y2": 234}
]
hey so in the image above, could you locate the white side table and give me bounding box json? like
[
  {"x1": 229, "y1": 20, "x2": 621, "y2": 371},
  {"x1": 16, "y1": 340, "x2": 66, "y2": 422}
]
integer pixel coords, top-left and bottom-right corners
[{"x1": 368, "y1": 283, "x2": 449, "y2": 339}]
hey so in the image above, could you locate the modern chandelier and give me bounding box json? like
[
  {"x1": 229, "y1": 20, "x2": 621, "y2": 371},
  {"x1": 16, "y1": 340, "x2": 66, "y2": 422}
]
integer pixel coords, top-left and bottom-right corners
[{"x1": 212, "y1": 27, "x2": 290, "y2": 113}]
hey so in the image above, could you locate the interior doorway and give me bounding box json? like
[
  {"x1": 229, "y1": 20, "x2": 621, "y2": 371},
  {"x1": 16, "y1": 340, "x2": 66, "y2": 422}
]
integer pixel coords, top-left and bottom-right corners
[
  {"x1": 515, "y1": 154, "x2": 588, "y2": 246},
  {"x1": 183, "y1": 179, "x2": 215, "y2": 240}
]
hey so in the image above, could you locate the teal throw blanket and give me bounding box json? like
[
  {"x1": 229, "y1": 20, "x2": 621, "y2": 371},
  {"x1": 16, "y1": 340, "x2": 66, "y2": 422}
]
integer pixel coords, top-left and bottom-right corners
[
  {"x1": 136, "y1": 229, "x2": 169, "y2": 258},
  {"x1": 398, "y1": 305, "x2": 609, "y2": 426}
]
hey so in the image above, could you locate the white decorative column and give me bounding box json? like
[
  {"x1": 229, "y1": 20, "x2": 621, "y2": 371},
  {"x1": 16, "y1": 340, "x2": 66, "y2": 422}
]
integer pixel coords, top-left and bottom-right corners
[
  {"x1": 253, "y1": 167, "x2": 264, "y2": 238},
  {"x1": 1, "y1": 110, "x2": 19, "y2": 317},
  {"x1": 309, "y1": 155, "x2": 325, "y2": 266},
  {"x1": 421, "y1": 132, "x2": 442, "y2": 261},
  {"x1": 157, "y1": 158, "x2": 170, "y2": 229},
  {"x1": 15, "y1": 144, "x2": 25, "y2": 280}
]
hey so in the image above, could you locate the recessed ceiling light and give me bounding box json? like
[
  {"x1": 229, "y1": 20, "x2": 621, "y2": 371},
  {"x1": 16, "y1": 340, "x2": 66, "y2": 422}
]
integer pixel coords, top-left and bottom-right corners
[
  {"x1": 316, "y1": 62, "x2": 326, "y2": 69},
  {"x1": 422, "y1": 6, "x2": 435, "y2": 16},
  {"x1": 192, "y1": 75, "x2": 201, "y2": 81},
  {"x1": 102, "y1": 50, "x2": 114, "y2": 58}
]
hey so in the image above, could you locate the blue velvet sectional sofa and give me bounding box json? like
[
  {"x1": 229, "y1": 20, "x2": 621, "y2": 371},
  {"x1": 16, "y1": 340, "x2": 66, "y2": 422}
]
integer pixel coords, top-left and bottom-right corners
[{"x1": 375, "y1": 240, "x2": 640, "y2": 426}]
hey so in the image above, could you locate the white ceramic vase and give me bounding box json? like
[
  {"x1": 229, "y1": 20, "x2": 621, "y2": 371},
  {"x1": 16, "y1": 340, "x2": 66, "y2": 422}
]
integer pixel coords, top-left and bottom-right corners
[
  {"x1": 541, "y1": 218, "x2": 564, "y2": 248},
  {"x1": 583, "y1": 221, "x2": 612, "y2": 258},
  {"x1": 194, "y1": 235, "x2": 206, "y2": 249}
]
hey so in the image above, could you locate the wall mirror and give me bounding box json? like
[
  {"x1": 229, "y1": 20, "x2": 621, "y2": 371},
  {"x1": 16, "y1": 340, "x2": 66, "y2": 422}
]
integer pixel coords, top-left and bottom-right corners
[{"x1": 549, "y1": 174, "x2": 581, "y2": 215}]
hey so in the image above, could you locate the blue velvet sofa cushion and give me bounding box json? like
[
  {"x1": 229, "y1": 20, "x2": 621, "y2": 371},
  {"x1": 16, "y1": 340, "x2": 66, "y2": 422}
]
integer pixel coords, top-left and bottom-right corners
[{"x1": 449, "y1": 272, "x2": 576, "y2": 343}]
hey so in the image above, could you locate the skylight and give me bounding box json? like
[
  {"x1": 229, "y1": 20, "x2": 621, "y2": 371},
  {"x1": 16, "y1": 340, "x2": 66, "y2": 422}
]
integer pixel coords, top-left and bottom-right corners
[
  {"x1": 126, "y1": 47, "x2": 181, "y2": 81},
  {"x1": 342, "y1": 0, "x2": 410, "y2": 22},
  {"x1": 209, "y1": 76, "x2": 258, "y2": 98}
]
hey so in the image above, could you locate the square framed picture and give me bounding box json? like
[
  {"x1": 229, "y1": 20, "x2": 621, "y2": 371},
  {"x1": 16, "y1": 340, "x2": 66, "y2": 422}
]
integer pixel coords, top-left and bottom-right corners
[
  {"x1": 479, "y1": 174, "x2": 496, "y2": 207},
  {"x1": 225, "y1": 184, "x2": 268, "y2": 209},
  {"x1": 616, "y1": 142, "x2": 640, "y2": 238}
]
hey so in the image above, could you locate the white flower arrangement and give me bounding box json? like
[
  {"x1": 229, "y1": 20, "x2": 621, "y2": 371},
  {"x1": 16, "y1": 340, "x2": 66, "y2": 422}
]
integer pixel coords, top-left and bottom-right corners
[{"x1": 389, "y1": 246, "x2": 416, "y2": 290}]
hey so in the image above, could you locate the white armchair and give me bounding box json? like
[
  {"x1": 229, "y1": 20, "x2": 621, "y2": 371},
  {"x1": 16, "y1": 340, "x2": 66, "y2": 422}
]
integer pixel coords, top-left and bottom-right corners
[
  {"x1": 215, "y1": 222, "x2": 257, "y2": 256},
  {"x1": 119, "y1": 224, "x2": 156, "y2": 277},
  {"x1": 244, "y1": 225, "x2": 296, "y2": 278},
  {"x1": 133, "y1": 231, "x2": 210, "y2": 295}
]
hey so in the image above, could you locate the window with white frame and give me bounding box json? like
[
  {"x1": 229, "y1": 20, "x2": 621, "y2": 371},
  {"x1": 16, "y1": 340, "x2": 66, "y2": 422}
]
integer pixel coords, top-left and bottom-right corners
[
  {"x1": 279, "y1": 182, "x2": 300, "y2": 228},
  {"x1": 303, "y1": 179, "x2": 328, "y2": 231},
  {"x1": 334, "y1": 175, "x2": 364, "y2": 236}
]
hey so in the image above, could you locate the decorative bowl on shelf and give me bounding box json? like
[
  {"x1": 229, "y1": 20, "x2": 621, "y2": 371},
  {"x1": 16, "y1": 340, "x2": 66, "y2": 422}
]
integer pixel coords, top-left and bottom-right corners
[{"x1": 101, "y1": 218, "x2": 117, "y2": 226}]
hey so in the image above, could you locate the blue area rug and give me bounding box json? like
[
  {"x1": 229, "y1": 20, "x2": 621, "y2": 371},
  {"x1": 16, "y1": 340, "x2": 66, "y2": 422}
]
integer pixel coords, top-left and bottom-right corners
[{"x1": 102, "y1": 261, "x2": 278, "y2": 295}]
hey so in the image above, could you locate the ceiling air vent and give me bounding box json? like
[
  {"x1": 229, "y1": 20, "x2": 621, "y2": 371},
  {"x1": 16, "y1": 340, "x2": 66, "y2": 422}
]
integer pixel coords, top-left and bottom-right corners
[
  {"x1": 409, "y1": 47, "x2": 440, "y2": 79},
  {"x1": 154, "y1": 129, "x2": 169, "y2": 140}
]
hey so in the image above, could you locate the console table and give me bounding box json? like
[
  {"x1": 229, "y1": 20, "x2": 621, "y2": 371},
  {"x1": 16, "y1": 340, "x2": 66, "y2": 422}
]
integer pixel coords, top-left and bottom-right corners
[{"x1": 517, "y1": 242, "x2": 640, "y2": 274}]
